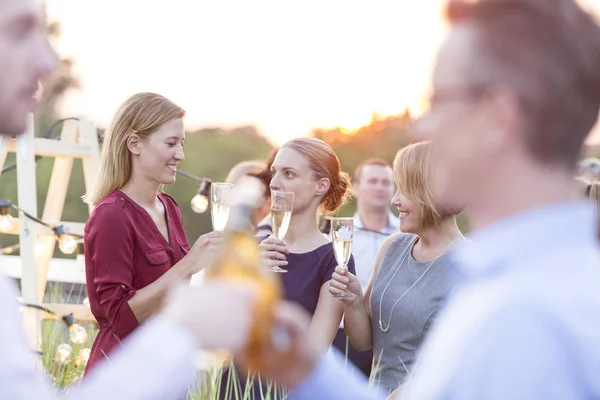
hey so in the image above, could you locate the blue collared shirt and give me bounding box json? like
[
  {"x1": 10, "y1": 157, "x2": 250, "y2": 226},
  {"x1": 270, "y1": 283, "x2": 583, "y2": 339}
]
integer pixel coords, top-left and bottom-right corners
[
  {"x1": 291, "y1": 350, "x2": 387, "y2": 400},
  {"x1": 402, "y1": 200, "x2": 600, "y2": 399},
  {"x1": 291, "y1": 200, "x2": 600, "y2": 400}
]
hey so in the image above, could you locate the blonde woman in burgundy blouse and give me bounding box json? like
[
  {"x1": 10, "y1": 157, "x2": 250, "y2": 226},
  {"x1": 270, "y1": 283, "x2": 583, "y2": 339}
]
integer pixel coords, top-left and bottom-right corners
[{"x1": 82, "y1": 93, "x2": 224, "y2": 374}]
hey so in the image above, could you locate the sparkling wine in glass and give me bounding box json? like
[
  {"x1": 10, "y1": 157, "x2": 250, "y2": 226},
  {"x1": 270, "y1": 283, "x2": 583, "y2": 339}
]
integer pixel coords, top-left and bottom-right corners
[
  {"x1": 210, "y1": 183, "x2": 233, "y2": 231},
  {"x1": 269, "y1": 190, "x2": 294, "y2": 273},
  {"x1": 331, "y1": 217, "x2": 354, "y2": 299}
]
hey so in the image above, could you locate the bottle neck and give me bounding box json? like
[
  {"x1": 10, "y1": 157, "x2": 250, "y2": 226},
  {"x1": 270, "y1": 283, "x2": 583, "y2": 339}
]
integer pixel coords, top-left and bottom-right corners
[{"x1": 226, "y1": 203, "x2": 255, "y2": 234}]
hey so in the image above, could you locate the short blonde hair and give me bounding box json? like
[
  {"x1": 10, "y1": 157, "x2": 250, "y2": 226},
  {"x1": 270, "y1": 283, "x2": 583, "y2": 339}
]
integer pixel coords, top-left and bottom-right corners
[
  {"x1": 225, "y1": 160, "x2": 267, "y2": 184},
  {"x1": 82, "y1": 92, "x2": 185, "y2": 205},
  {"x1": 394, "y1": 141, "x2": 460, "y2": 228}
]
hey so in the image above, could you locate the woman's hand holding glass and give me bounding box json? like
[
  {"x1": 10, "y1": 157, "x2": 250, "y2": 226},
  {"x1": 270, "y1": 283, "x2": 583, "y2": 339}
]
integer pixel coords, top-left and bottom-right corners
[
  {"x1": 258, "y1": 236, "x2": 289, "y2": 271},
  {"x1": 329, "y1": 266, "x2": 363, "y2": 305},
  {"x1": 187, "y1": 230, "x2": 227, "y2": 276}
]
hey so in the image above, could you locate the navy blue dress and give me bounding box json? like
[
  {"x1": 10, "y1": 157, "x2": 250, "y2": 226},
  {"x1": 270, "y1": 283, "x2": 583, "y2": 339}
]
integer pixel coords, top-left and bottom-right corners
[{"x1": 218, "y1": 242, "x2": 356, "y2": 399}]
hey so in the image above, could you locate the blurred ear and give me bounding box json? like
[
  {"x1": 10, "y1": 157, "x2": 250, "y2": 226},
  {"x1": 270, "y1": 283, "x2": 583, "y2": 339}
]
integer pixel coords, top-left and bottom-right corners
[
  {"x1": 352, "y1": 182, "x2": 360, "y2": 199},
  {"x1": 127, "y1": 134, "x2": 142, "y2": 155},
  {"x1": 315, "y1": 178, "x2": 330, "y2": 197}
]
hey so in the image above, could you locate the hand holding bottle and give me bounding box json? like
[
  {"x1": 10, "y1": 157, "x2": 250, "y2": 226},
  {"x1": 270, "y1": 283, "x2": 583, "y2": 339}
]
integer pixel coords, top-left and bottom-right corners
[
  {"x1": 234, "y1": 301, "x2": 319, "y2": 388},
  {"x1": 160, "y1": 281, "x2": 257, "y2": 351}
]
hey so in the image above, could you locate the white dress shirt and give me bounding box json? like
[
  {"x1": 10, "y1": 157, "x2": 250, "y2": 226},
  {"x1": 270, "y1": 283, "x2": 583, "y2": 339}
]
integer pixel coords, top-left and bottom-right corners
[
  {"x1": 352, "y1": 211, "x2": 400, "y2": 291},
  {"x1": 0, "y1": 273, "x2": 198, "y2": 399}
]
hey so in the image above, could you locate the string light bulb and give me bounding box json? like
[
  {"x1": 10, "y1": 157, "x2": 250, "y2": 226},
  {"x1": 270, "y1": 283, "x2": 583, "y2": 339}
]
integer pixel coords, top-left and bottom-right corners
[
  {"x1": 190, "y1": 179, "x2": 212, "y2": 213},
  {"x1": 75, "y1": 348, "x2": 91, "y2": 367},
  {"x1": 62, "y1": 313, "x2": 88, "y2": 344},
  {"x1": 55, "y1": 343, "x2": 72, "y2": 364},
  {"x1": 69, "y1": 323, "x2": 88, "y2": 344},
  {"x1": 54, "y1": 225, "x2": 79, "y2": 255},
  {"x1": 0, "y1": 199, "x2": 14, "y2": 233}
]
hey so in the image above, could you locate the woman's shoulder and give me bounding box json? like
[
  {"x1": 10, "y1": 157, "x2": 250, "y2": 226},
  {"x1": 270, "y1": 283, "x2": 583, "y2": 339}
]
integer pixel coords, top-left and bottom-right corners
[
  {"x1": 374, "y1": 233, "x2": 417, "y2": 268},
  {"x1": 383, "y1": 232, "x2": 416, "y2": 251},
  {"x1": 88, "y1": 192, "x2": 134, "y2": 226},
  {"x1": 94, "y1": 190, "x2": 122, "y2": 207},
  {"x1": 92, "y1": 192, "x2": 130, "y2": 215}
]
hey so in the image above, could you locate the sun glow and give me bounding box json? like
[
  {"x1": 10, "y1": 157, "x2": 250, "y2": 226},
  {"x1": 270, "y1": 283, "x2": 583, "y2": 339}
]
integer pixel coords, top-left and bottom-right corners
[{"x1": 45, "y1": 0, "x2": 448, "y2": 144}]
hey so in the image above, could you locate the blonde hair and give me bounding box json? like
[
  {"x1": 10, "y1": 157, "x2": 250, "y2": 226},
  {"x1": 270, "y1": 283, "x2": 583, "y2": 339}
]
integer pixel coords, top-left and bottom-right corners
[
  {"x1": 394, "y1": 141, "x2": 460, "y2": 228},
  {"x1": 82, "y1": 92, "x2": 185, "y2": 205},
  {"x1": 225, "y1": 160, "x2": 267, "y2": 184},
  {"x1": 282, "y1": 137, "x2": 352, "y2": 213}
]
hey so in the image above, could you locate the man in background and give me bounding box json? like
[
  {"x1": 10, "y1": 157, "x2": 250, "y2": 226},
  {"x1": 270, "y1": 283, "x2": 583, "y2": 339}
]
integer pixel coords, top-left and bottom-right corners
[{"x1": 332, "y1": 159, "x2": 397, "y2": 378}]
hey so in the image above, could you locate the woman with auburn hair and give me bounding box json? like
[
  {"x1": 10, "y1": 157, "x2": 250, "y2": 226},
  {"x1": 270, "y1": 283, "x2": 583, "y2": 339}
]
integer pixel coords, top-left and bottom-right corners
[
  {"x1": 219, "y1": 137, "x2": 356, "y2": 399},
  {"x1": 330, "y1": 141, "x2": 466, "y2": 395},
  {"x1": 82, "y1": 92, "x2": 225, "y2": 374}
]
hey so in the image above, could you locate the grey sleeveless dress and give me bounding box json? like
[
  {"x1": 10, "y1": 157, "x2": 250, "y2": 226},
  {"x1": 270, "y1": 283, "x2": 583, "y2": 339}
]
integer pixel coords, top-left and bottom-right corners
[{"x1": 370, "y1": 233, "x2": 455, "y2": 394}]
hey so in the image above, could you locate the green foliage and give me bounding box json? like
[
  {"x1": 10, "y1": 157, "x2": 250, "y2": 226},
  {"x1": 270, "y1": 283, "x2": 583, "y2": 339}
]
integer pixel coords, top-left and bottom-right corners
[
  {"x1": 162, "y1": 127, "x2": 273, "y2": 241},
  {"x1": 0, "y1": 112, "x2": 421, "y2": 253}
]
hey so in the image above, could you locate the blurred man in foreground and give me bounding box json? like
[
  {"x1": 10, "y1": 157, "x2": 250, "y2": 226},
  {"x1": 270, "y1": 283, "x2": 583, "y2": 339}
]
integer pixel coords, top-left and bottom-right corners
[
  {"x1": 243, "y1": 1, "x2": 600, "y2": 399},
  {"x1": 0, "y1": 1, "x2": 258, "y2": 399}
]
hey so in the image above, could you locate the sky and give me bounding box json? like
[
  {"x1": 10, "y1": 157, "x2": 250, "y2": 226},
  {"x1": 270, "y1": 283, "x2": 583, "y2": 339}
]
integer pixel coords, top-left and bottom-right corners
[
  {"x1": 44, "y1": 0, "x2": 447, "y2": 145},
  {"x1": 45, "y1": 0, "x2": 600, "y2": 146}
]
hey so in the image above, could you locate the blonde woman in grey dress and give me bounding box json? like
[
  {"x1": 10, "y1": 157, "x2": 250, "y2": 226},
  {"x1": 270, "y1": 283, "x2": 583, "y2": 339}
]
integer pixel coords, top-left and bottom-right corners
[{"x1": 329, "y1": 141, "x2": 467, "y2": 396}]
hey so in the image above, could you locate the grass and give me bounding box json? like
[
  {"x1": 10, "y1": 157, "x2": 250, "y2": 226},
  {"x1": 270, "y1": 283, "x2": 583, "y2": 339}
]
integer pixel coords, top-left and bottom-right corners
[
  {"x1": 37, "y1": 284, "x2": 384, "y2": 399},
  {"x1": 38, "y1": 320, "x2": 380, "y2": 399},
  {"x1": 37, "y1": 283, "x2": 289, "y2": 399}
]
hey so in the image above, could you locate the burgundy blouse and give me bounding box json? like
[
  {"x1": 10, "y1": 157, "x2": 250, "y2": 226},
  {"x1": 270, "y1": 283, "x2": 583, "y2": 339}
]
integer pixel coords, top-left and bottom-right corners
[{"x1": 83, "y1": 190, "x2": 190, "y2": 374}]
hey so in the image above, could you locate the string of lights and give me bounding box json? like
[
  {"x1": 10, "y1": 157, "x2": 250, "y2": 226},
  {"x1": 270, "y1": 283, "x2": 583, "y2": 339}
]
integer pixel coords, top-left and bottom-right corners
[
  {"x1": 0, "y1": 198, "x2": 82, "y2": 255},
  {"x1": 20, "y1": 301, "x2": 91, "y2": 365},
  {"x1": 0, "y1": 117, "x2": 214, "y2": 214},
  {"x1": 176, "y1": 170, "x2": 212, "y2": 213}
]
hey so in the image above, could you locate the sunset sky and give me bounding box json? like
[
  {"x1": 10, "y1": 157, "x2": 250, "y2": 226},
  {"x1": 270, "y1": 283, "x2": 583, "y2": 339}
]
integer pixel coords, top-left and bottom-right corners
[{"x1": 45, "y1": 0, "x2": 600, "y2": 145}]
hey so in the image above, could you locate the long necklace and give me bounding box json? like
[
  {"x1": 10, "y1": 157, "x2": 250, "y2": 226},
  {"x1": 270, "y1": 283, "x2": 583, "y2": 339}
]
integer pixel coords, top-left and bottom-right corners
[{"x1": 377, "y1": 237, "x2": 457, "y2": 333}]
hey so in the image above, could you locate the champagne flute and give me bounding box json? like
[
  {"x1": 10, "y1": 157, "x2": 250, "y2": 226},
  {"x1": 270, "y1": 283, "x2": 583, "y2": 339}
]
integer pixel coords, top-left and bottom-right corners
[
  {"x1": 331, "y1": 217, "x2": 354, "y2": 299},
  {"x1": 210, "y1": 182, "x2": 233, "y2": 231},
  {"x1": 191, "y1": 182, "x2": 234, "y2": 289},
  {"x1": 269, "y1": 190, "x2": 294, "y2": 273}
]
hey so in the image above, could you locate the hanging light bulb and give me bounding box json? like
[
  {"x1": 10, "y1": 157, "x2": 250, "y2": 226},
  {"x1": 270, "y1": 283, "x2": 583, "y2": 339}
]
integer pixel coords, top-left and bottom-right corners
[
  {"x1": 191, "y1": 194, "x2": 209, "y2": 213},
  {"x1": 0, "y1": 199, "x2": 14, "y2": 233},
  {"x1": 0, "y1": 214, "x2": 14, "y2": 232},
  {"x1": 55, "y1": 343, "x2": 73, "y2": 364},
  {"x1": 75, "y1": 348, "x2": 91, "y2": 367},
  {"x1": 61, "y1": 313, "x2": 88, "y2": 344},
  {"x1": 59, "y1": 235, "x2": 78, "y2": 255},
  {"x1": 190, "y1": 179, "x2": 212, "y2": 213},
  {"x1": 69, "y1": 323, "x2": 88, "y2": 344},
  {"x1": 54, "y1": 225, "x2": 79, "y2": 255}
]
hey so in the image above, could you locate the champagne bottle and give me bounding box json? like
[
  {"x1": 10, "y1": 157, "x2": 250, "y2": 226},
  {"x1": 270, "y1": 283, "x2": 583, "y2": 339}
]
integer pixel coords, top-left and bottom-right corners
[{"x1": 203, "y1": 176, "x2": 282, "y2": 372}]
